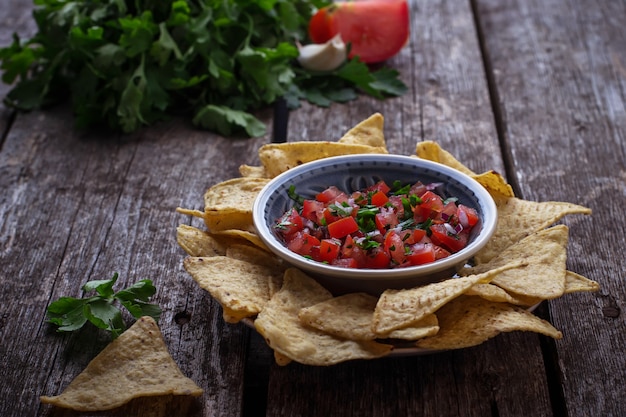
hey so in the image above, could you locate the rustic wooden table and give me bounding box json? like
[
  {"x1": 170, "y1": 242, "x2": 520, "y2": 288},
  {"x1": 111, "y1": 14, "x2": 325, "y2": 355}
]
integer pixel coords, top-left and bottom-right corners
[{"x1": 1, "y1": 0, "x2": 625, "y2": 416}]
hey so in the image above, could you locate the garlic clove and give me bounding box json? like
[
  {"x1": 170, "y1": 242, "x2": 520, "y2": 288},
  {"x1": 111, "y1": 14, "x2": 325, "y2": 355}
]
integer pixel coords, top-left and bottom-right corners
[{"x1": 297, "y1": 34, "x2": 347, "y2": 72}]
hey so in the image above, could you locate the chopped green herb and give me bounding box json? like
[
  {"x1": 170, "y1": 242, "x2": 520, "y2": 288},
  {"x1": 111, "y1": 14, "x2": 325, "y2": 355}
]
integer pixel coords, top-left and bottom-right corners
[{"x1": 46, "y1": 273, "x2": 161, "y2": 339}]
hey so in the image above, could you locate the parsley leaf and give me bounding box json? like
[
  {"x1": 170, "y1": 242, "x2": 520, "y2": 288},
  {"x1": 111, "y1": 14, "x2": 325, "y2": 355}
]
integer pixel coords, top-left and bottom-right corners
[
  {"x1": 46, "y1": 272, "x2": 161, "y2": 339},
  {"x1": 0, "y1": 0, "x2": 407, "y2": 137}
]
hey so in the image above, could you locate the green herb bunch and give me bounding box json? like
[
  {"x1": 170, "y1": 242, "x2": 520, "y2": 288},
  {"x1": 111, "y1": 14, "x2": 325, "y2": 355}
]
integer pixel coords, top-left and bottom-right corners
[
  {"x1": 0, "y1": 0, "x2": 407, "y2": 137},
  {"x1": 47, "y1": 272, "x2": 162, "y2": 339}
]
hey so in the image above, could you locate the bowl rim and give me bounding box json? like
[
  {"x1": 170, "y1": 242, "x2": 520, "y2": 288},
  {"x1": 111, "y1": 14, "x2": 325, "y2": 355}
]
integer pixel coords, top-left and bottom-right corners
[{"x1": 252, "y1": 154, "x2": 497, "y2": 281}]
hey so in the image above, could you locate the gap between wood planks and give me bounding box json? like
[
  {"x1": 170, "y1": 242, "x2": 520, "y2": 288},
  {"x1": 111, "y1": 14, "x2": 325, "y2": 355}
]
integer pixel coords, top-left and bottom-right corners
[
  {"x1": 0, "y1": 108, "x2": 16, "y2": 152},
  {"x1": 469, "y1": 1, "x2": 568, "y2": 416}
]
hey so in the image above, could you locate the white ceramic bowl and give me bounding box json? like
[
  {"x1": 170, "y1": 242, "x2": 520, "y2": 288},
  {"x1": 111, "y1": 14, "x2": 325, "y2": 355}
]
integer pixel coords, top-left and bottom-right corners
[{"x1": 252, "y1": 154, "x2": 497, "y2": 294}]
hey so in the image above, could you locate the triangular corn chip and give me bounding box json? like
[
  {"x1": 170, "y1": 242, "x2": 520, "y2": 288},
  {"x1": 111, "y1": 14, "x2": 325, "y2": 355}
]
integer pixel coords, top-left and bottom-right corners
[
  {"x1": 475, "y1": 196, "x2": 591, "y2": 264},
  {"x1": 416, "y1": 296, "x2": 562, "y2": 350},
  {"x1": 372, "y1": 261, "x2": 524, "y2": 334},
  {"x1": 183, "y1": 256, "x2": 280, "y2": 321},
  {"x1": 176, "y1": 224, "x2": 227, "y2": 257},
  {"x1": 415, "y1": 141, "x2": 476, "y2": 176},
  {"x1": 337, "y1": 113, "x2": 387, "y2": 148},
  {"x1": 258, "y1": 142, "x2": 388, "y2": 178},
  {"x1": 40, "y1": 317, "x2": 202, "y2": 411},
  {"x1": 564, "y1": 271, "x2": 600, "y2": 293},
  {"x1": 463, "y1": 225, "x2": 569, "y2": 299}
]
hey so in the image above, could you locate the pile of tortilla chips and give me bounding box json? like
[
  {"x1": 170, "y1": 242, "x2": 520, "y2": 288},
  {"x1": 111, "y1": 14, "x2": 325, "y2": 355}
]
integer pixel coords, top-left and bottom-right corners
[{"x1": 177, "y1": 113, "x2": 599, "y2": 366}]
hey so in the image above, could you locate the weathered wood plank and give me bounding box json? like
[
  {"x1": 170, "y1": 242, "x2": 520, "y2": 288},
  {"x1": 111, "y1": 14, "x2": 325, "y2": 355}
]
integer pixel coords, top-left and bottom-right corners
[
  {"x1": 263, "y1": 1, "x2": 555, "y2": 416},
  {"x1": 0, "y1": 106, "x2": 271, "y2": 416},
  {"x1": 475, "y1": 0, "x2": 626, "y2": 415}
]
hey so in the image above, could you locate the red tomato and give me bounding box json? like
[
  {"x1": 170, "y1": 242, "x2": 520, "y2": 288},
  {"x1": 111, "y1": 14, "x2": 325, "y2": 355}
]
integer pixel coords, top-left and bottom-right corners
[
  {"x1": 430, "y1": 224, "x2": 468, "y2": 253},
  {"x1": 276, "y1": 208, "x2": 303, "y2": 236},
  {"x1": 383, "y1": 231, "x2": 406, "y2": 264},
  {"x1": 319, "y1": 239, "x2": 341, "y2": 263},
  {"x1": 362, "y1": 247, "x2": 391, "y2": 269},
  {"x1": 309, "y1": 0, "x2": 410, "y2": 63},
  {"x1": 397, "y1": 228, "x2": 426, "y2": 245},
  {"x1": 287, "y1": 231, "x2": 320, "y2": 256},
  {"x1": 370, "y1": 190, "x2": 389, "y2": 206},
  {"x1": 328, "y1": 216, "x2": 360, "y2": 238},
  {"x1": 406, "y1": 243, "x2": 436, "y2": 265},
  {"x1": 366, "y1": 180, "x2": 391, "y2": 195},
  {"x1": 316, "y1": 186, "x2": 347, "y2": 203},
  {"x1": 302, "y1": 199, "x2": 325, "y2": 223},
  {"x1": 375, "y1": 208, "x2": 398, "y2": 233},
  {"x1": 332, "y1": 257, "x2": 358, "y2": 268},
  {"x1": 415, "y1": 190, "x2": 444, "y2": 221},
  {"x1": 457, "y1": 204, "x2": 479, "y2": 227}
]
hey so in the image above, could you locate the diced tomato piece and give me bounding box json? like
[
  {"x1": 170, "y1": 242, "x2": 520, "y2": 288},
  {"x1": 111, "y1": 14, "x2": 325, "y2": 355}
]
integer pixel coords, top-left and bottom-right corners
[
  {"x1": 323, "y1": 207, "x2": 342, "y2": 225},
  {"x1": 301, "y1": 199, "x2": 325, "y2": 224},
  {"x1": 409, "y1": 181, "x2": 427, "y2": 197},
  {"x1": 440, "y1": 201, "x2": 457, "y2": 222},
  {"x1": 397, "y1": 228, "x2": 426, "y2": 245},
  {"x1": 370, "y1": 190, "x2": 389, "y2": 207},
  {"x1": 415, "y1": 190, "x2": 444, "y2": 221},
  {"x1": 375, "y1": 208, "x2": 399, "y2": 233},
  {"x1": 331, "y1": 257, "x2": 358, "y2": 268},
  {"x1": 433, "y1": 245, "x2": 451, "y2": 259},
  {"x1": 362, "y1": 247, "x2": 391, "y2": 269},
  {"x1": 316, "y1": 186, "x2": 347, "y2": 203},
  {"x1": 328, "y1": 216, "x2": 359, "y2": 239},
  {"x1": 366, "y1": 180, "x2": 391, "y2": 195},
  {"x1": 406, "y1": 243, "x2": 436, "y2": 265},
  {"x1": 387, "y1": 195, "x2": 405, "y2": 218},
  {"x1": 457, "y1": 204, "x2": 480, "y2": 227},
  {"x1": 286, "y1": 231, "x2": 320, "y2": 256},
  {"x1": 383, "y1": 231, "x2": 406, "y2": 265},
  {"x1": 341, "y1": 234, "x2": 356, "y2": 258},
  {"x1": 430, "y1": 224, "x2": 468, "y2": 253},
  {"x1": 318, "y1": 239, "x2": 341, "y2": 263},
  {"x1": 275, "y1": 208, "x2": 303, "y2": 236}
]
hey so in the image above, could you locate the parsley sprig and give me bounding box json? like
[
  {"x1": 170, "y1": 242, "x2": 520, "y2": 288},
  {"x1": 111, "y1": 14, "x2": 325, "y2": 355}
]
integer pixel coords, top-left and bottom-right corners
[
  {"x1": 46, "y1": 273, "x2": 162, "y2": 339},
  {"x1": 0, "y1": 0, "x2": 407, "y2": 137}
]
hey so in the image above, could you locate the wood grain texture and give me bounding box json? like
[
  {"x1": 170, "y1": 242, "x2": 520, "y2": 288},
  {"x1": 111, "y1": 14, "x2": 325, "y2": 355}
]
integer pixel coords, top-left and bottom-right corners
[
  {"x1": 475, "y1": 0, "x2": 626, "y2": 415},
  {"x1": 0, "y1": 106, "x2": 268, "y2": 417}
]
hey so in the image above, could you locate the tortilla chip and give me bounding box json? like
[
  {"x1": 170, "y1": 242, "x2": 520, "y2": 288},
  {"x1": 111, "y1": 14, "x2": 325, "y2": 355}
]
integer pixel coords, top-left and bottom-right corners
[
  {"x1": 416, "y1": 296, "x2": 562, "y2": 350},
  {"x1": 254, "y1": 269, "x2": 393, "y2": 365},
  {"x1": 372, "y1": 261, "x2": 525, "y2": 334},
  {"x1": 239, "y1": 164, "x2": 269, "y2": 178},
  {"x1": 472, "y1": 170, "x2": 515, "y2": 198},
  {"x1": 564, "y1": 271, "x2": 600, "y2": 293},
  {"x1": 475, "y1": 196, "x2": 591, "y2": 264},
  {"x1": 382, "y1": 315, "x2": 440, "y2": 341},
  {"x1": 204, "y1": 177, "x2": 270, "y2": 211},
  {"x1": 183, "y1": 256, "x2": 280, "y2": 321},
  {"x1": 298, "y1": 293, "x2": 380, "y2": 341},
  {"x1": 176, "y1": 224, "x2": 227, "y2": 257},
  {"x1": 40, "y1": 317, "x2": 202, "y2": 411},
  {"x1": 258, "y1": 142, "x2": 388, "y2": 178},
  {"x1": 202, "y1": 178, "x2": 270, "y2": 232},
  {"x1": 466, "y1": 283, "x2": 542, "y2": 307},
  {"x1": 463, "y1": 225, "x2": 569, "y2": 299},
  {"x1": 299, "y1": 292, "x2": 439, "y2": 341},
  {"x1": 175, "y1": 207, "x2": 205, "y2": 219},
  {"x1": 337, "y1": 113, "x2": 387, "y2": 148},
  {"x1": 226, "y1": 243, "x2": 284, "y2": 270},
  {"x1": 211, "y1": 229, "x2": 268, "y2": 251},
  {"x1": 415, "y1": 141, "x2": 476, "y2": 176}
]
